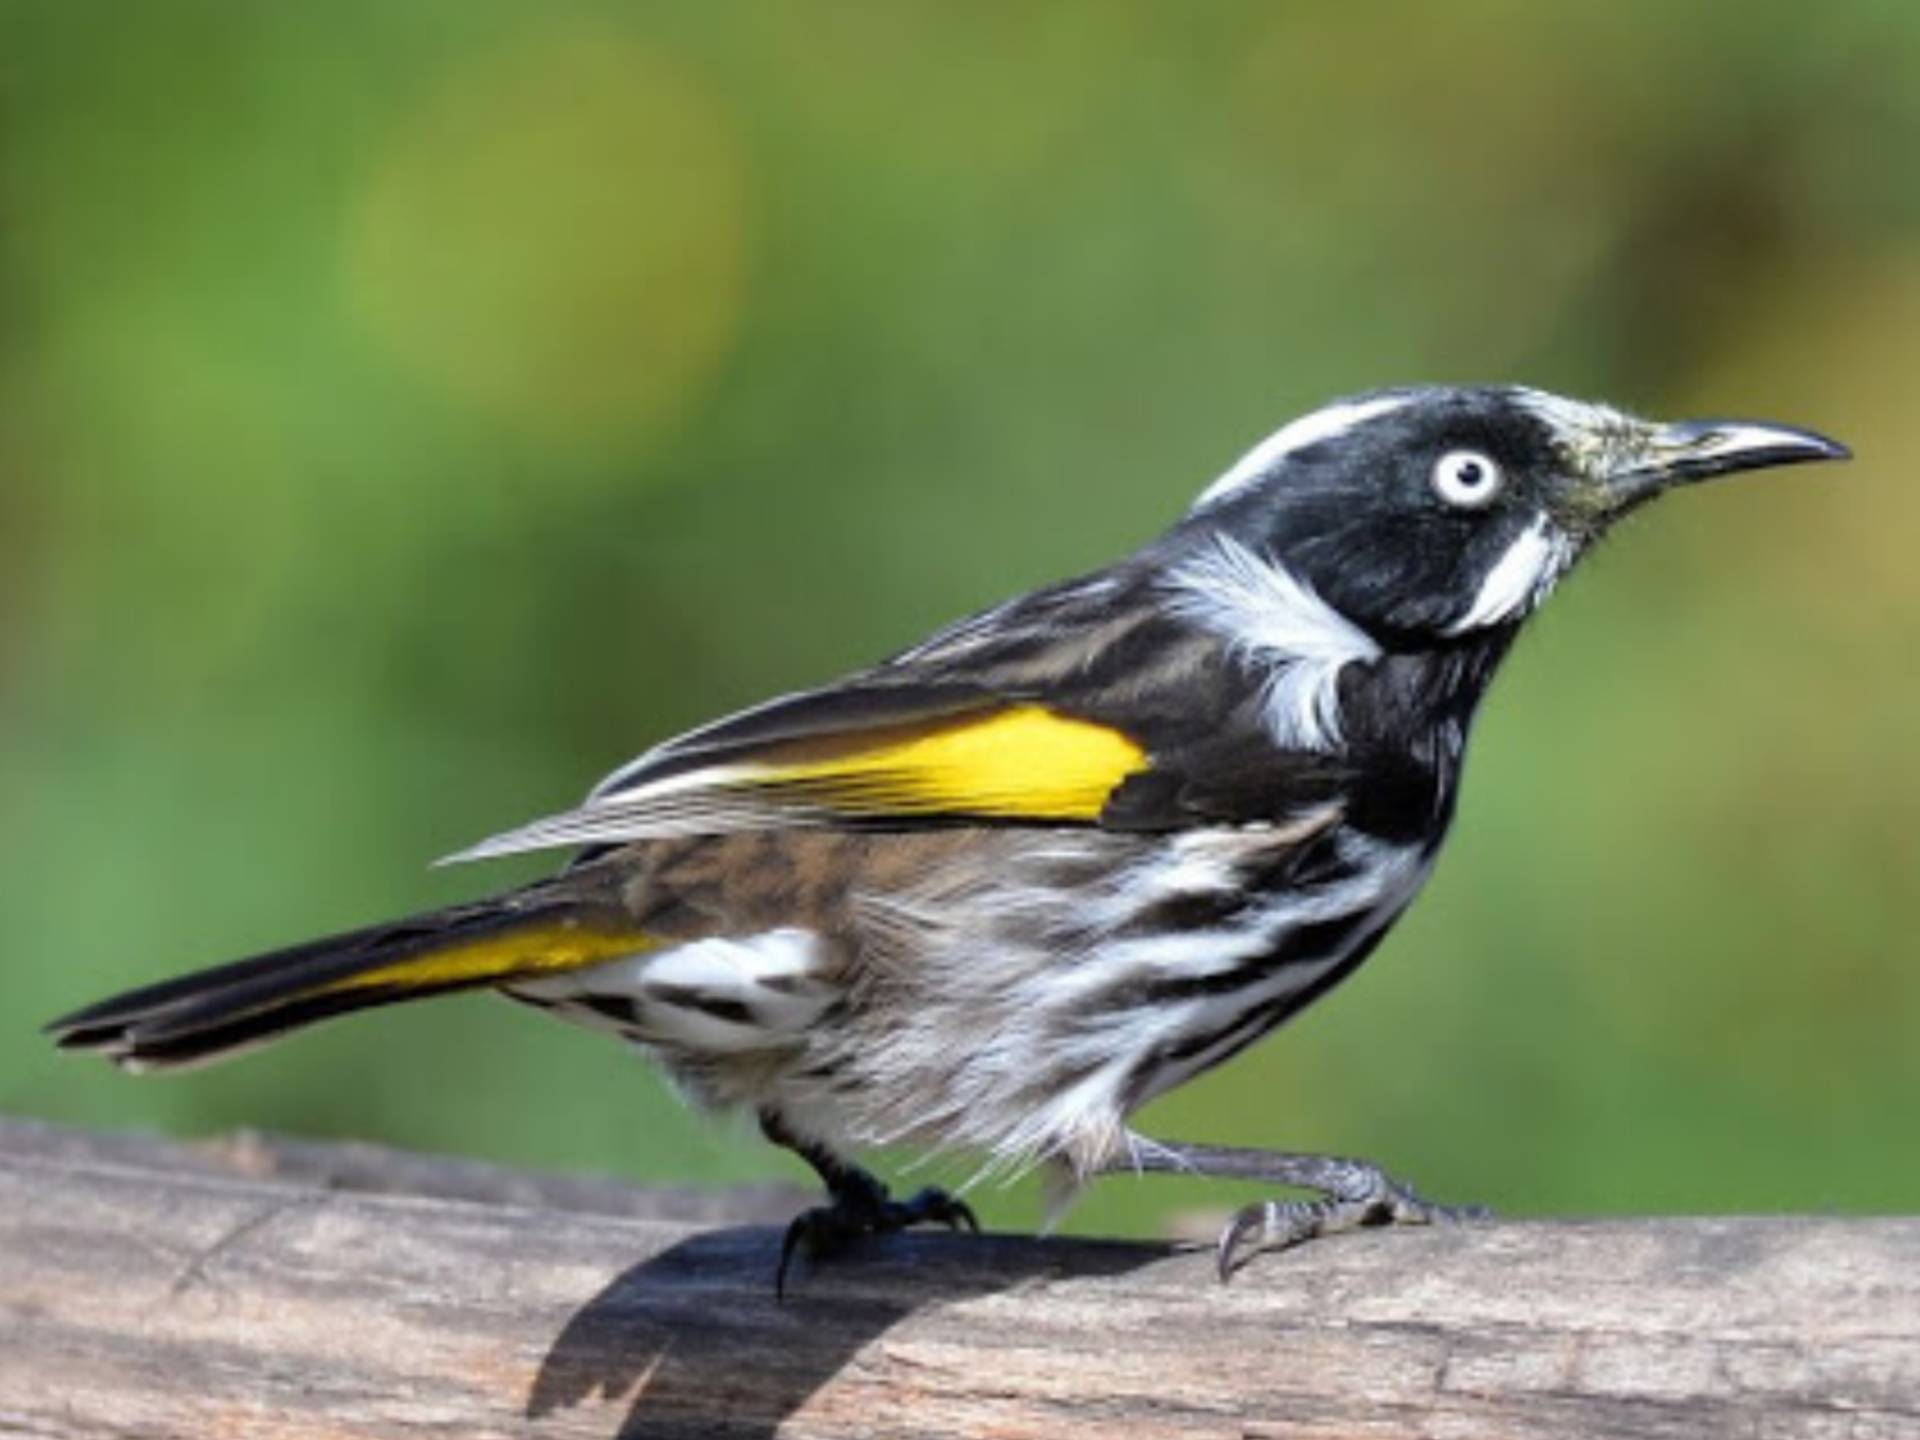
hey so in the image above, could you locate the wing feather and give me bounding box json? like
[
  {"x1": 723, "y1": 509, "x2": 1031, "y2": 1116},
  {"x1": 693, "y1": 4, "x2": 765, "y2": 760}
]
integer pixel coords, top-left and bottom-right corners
[
  {"x1": 444, "y1": 563, "x2": 1332, "y2": 864},
  {"x1": 444, "y1": 693, "x2": 1151, "y2": 862}
]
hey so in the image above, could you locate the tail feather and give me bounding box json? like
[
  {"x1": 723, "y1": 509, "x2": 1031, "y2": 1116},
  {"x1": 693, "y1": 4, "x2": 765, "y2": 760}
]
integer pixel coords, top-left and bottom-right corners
[{"x1": 46, "y1": 887, "x2": 652, "y2": 1072}]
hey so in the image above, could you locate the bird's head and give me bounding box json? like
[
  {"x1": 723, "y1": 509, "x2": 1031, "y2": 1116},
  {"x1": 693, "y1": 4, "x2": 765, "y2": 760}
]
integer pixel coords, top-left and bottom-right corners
[{"x1": 1180, "y1": 384, "x2": 1848, "y2": 645}]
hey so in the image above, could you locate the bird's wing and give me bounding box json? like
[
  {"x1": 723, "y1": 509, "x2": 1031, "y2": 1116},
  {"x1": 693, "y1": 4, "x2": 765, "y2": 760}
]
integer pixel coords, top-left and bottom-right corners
[
  {"x1": 443, "y1": 682, "x2": 1152, "y2": 861},
  {"x1": 443, "y1": 571, "x2": 1346, "y2": 863}
]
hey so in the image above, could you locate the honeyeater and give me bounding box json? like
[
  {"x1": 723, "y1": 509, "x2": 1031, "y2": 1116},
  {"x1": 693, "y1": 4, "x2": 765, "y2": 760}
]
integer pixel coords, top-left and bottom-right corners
[{"x1": 49, "y1": 385, "x2": 1846, "y2": 1283}]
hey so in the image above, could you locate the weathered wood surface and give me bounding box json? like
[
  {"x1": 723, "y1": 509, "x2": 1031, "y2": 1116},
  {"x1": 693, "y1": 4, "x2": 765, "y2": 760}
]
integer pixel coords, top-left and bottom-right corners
[
  {"x1": 0, "y1": 1116, "x2": 811, "y2": 1227},
  {"x1": 0, "y1": 1119, "x2": 1915, "y2": 1439}
]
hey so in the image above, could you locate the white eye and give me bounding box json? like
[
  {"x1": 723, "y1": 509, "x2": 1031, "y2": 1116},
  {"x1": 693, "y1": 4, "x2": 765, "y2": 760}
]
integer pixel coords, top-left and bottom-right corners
[{"x1": 1431, "y1": 450, "x2": 1504, "y2": 509}]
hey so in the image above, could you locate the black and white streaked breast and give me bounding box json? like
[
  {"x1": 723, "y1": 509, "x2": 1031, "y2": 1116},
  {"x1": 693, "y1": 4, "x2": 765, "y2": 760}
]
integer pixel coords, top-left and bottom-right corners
[
  {"x1": 783, "y1": 816, "x2": 1435, "y2": 1176},
  {"x1": 495, "y1": 816, "x2": 1435, "y2": 1178}
]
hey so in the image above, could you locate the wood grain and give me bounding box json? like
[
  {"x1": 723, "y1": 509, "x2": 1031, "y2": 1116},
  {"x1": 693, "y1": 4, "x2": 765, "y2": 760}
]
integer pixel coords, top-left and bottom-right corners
[{"x1": 0, "y1": 1119, "x2": 1914, "y2": 1439}]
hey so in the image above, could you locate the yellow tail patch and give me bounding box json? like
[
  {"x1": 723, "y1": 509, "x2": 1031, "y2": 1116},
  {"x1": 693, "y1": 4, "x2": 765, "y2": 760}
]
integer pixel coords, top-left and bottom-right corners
[
  {"x1": 320, "y1": 918, "x2": 654, "y2": 995},
  {"x1": 741, "y1": 703, "x2": 1149, "y2": 822}
]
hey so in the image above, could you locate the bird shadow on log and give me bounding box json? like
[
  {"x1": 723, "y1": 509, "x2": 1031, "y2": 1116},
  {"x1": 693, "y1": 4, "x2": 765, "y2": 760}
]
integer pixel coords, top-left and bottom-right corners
[{"x1": 527, "y1": 1222, "x2": 1168, "y2": 1438}]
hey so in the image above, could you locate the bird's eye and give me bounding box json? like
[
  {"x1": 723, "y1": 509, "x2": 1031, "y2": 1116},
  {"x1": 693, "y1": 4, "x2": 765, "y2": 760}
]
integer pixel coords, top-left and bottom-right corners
[{"x1": 1431, "y1": 450, "x2": 1504, "y2": 509}]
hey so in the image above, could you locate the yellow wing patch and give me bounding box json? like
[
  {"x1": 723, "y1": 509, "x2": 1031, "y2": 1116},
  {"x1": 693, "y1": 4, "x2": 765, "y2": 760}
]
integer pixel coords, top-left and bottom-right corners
[
  {"x1": 319, "y1": 918, "x2": 654, "y2": 995},
  {"x1": 735, "y1": 703, "x2": 1149, "y2": 821}
]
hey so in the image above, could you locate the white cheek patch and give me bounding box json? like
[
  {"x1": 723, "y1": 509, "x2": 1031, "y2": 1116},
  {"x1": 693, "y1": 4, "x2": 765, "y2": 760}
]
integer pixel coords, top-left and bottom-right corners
[
  {"x1": 1192, "y1": 394, "x2": 1411, "y2": 511},
  {"x1": 1447, "y1": 513, "x2": 1577, "y2": 634}
]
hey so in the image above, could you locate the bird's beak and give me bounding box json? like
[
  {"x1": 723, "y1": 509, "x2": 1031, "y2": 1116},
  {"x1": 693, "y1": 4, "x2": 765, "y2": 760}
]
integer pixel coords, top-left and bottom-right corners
[{"x1": 1597, "y1": 417, "x2": 1850, "y2": 515}]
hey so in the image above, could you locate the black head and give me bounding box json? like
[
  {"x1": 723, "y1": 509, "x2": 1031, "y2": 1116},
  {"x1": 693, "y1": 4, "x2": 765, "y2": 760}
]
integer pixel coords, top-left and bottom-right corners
[{"x1": 1178, "y1": 385, "x2": 1847, "y2": 644}]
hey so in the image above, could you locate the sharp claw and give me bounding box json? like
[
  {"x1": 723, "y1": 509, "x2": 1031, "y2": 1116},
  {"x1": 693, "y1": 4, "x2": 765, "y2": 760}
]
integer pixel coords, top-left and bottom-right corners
[
  {"x1": 1213, "y1": 1228, "x2": 1244, "y2": 1282},
  {"x1": 1210, "y1": 1176, "x2": 1491, "y2": 1279},
  {"x1": 775, "y1": 1215, "x2": 809, "y2": 1302},
  {"x1": 929, "y1": 1195, "x2": 979, "y2": 1233},
  {"x1": 771, "y1": 1182, "x2": 982, "y2": 1295},
  {"x1": 896, "y1": 1187, "x2": 978, "y2": 1234},
  {"x1": 1215, "y1": 1203, "x2": 1266, "y2": 1283}
]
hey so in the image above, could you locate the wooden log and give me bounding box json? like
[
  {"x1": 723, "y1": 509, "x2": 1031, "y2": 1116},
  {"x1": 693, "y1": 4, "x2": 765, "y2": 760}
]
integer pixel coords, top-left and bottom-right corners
[
  {"x1": 0, "y1": 1115, "x2": 811, "y2": 1226},
  {"x1": 0, "y1": 1118, "x2": 1915, "y2": 1439}
]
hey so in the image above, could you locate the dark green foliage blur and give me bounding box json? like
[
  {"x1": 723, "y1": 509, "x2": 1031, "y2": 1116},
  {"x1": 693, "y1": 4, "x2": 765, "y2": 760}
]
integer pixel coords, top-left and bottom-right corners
[{"x1": 3, "y1": 0, "x2": 1916, "y2": 1237}]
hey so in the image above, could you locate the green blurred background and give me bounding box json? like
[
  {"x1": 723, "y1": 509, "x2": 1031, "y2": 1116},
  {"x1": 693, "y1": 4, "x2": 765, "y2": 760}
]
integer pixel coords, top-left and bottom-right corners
[{"x1": 3, "y1": 0, "x2": 1916, "y2": 1239}]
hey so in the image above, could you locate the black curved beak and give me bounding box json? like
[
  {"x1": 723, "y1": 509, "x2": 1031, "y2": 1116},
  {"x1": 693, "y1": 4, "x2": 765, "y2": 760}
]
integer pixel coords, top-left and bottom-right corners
[{"x1": 1602, "y1": 418, "x2": 1850, "y2": 512}]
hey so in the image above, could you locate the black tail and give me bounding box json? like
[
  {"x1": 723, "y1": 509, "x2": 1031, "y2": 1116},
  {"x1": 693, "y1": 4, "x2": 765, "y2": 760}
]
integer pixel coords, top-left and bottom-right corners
[{"x1": 46, "y1": 885, "x2": 650, "y2": 1072}]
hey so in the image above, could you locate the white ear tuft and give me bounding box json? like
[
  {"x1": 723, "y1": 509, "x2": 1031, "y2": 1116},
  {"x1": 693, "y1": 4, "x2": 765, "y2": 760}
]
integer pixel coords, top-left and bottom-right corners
[{"x1": 1164, "y1": 535, "x2": 1381, "y2": 751}]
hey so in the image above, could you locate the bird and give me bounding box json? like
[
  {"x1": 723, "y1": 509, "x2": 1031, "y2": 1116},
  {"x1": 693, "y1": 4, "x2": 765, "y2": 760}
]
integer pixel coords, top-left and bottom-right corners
[{"x1": 47, "y1": 384, "x2": 1847, "y2": 1285}]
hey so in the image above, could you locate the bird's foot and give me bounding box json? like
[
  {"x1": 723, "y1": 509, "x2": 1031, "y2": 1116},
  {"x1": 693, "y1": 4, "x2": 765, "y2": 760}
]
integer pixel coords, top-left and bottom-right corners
[
  {"x1": 776, "y1": 1169, "x2": 977, "y2": 1299},
  {"x1": 1214, "y1": 1159, "x2": 1490, "y2": 1280}
]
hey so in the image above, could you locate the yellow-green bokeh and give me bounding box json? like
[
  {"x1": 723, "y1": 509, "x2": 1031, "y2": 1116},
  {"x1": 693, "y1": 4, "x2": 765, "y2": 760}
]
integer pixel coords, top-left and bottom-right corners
[
  {"x1": 2, "y1": 0, "x2": 1915, "y2": 1237},
  {"x1": 347, "y1": 20, "x2": 748, "y2": 453}
]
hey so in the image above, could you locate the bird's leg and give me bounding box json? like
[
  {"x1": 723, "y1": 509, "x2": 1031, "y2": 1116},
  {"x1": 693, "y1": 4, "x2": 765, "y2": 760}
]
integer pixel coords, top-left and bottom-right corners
[
  {"x1": 1107, "y1": 1138, "x2": 1491, "y2": 1280},
  {"x1": 760, "y1": 1111, "x2": 977, "y2": 1298}
]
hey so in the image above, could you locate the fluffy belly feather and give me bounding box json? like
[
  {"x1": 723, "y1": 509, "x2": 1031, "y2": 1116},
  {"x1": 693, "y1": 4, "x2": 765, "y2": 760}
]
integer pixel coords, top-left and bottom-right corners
[{"x1": 506, "y1": 817, "x2": 1430, "y2": 1178}]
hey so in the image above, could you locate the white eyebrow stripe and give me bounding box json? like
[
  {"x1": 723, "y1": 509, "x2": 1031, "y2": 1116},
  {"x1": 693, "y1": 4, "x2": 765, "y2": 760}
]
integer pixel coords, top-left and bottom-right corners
[
  {"x1": 1192, "y1": 395, "x2": 1412, "y2": 510},
  {"x1": 1446, "y1": 513, "x2": 1577, "y2": 634}
]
